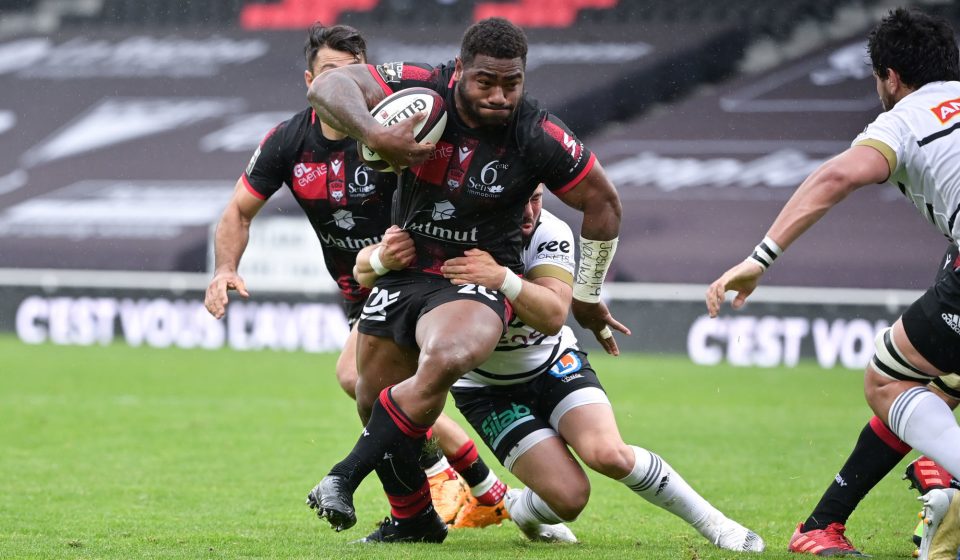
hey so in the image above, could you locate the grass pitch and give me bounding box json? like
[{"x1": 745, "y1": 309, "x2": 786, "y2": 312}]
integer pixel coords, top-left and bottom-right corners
[{"x1": 0, "y1": 336, "x2": 928, "y2": 559}]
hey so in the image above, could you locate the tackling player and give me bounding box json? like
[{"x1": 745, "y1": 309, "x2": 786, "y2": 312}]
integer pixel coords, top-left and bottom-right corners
[
  {"x1": 202, "y1": 22, "x2": 506, "y2": 527},
  {"x1": 305, "y1": 18, "x2": 624, "y2": 543},
  {"x1": 705, "y1": 9, "x2": 960, "y2": 560},
  {"x1": 356, "y1": 185, "x2": 765, "y2": 551}
]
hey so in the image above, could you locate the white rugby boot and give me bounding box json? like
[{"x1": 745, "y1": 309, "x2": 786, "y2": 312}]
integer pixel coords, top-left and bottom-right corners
[{"x1": 504, "y1": 488, "x2": 578, "y2": 543}]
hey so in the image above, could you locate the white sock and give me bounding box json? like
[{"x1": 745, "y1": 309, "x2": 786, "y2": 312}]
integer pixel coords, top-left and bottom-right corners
[
  {"x1": 888, "y1": 386, "x2": 960, "y2": 477},
  {"x1": 619, "y1": 446, "x2": 717, "y2": 531},
  {"x1": 506, "y1": 487, "x2": 568, "y2": 525},
  {"x1": 423, "y1": 454, "x2": 450, "y2": 478}
]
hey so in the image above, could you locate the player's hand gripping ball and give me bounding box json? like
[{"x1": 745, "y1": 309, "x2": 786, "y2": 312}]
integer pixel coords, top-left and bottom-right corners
[{"x1": 359, "y1": 87, "x2": 447, "y2": 172}]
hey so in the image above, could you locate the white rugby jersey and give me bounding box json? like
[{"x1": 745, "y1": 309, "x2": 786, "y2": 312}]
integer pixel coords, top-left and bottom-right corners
[
  {"x1": 455, "y1": 209, "x2": 578, "y2": 387},
  {"x1": 853, "y1": 81, "x2": 960, "y2": 243}
]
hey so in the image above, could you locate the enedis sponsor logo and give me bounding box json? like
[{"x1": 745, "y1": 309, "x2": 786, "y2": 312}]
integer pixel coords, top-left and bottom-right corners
[{"x1": 931, "y1": 97, "x2": 960, "y2": 124}]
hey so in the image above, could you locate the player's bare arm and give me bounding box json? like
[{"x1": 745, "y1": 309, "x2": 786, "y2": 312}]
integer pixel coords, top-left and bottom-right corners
[
  {"x1": 204, "y1": 179, "x2": 266, "y2": 319},
  {"x1": 552, "y1": 162, "x2": 630, "y2": 349},
  {"x1": 307, "y1": 65, "x2": 433, "y2": 171},
  {"x1": 441, "y1": 248, "x2": 571, "y2": 335},
  {"x1": 705, "y1": 144, "x2": 891, "y2": 318},
  {"x1": 353, "y1": 226, "x2": 416, "y2": 288}
]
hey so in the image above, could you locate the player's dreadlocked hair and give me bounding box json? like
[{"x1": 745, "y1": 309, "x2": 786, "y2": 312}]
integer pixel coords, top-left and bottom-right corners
[
  {"x1": 303, "y1": 22, "x2": 367, "y2": 69},
  {"x1": 868, "y1": 8, "x2": 959, "y2": 88},
  {"x1": 460, "y1": 17, "x2": 528, "y2": 68}
]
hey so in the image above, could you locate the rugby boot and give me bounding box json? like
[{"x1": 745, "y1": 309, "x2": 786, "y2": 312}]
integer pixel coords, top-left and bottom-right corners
[
  {"x1": 351, "y1": 507, "x2": 448, "y2": 544},
  {"x1": 917, "y1": 488, "x2": 960, "y2": 560},
  {"x1": 503, "y1": 488, "x2": 577, "y2": 543},
  {"x1": 306, "y1": 475, "x2": 356, "y2": 532},
  {"x1": 427, "y1": 467, "x2": 469, "y2": 524},
  {"x1": 697, "y1": 510, "x2": 765, "y2": 552},
  {"x1": 787, "y1": 522, "x2": 868, "y2": 556},
  {"x1": 453, "y1": 494, "x2": 510, "y2": 529},
  {"x1": 906, "y1": 457, "x2": 960, "y2": 495}
]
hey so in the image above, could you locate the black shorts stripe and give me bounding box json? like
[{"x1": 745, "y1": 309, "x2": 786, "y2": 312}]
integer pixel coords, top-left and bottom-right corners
[
  {"x1": 882, "y1": 329, "x2": 928, "y2": 377},
  {"x1": 918, "y1": 122, "x2": 960, "y2": 147},
  {"x1": 933, "y1": 377, "x2": 960, "y2": 400},
  {"x1": 871, "y1": 356, "x2": 922, "y2": 382}
]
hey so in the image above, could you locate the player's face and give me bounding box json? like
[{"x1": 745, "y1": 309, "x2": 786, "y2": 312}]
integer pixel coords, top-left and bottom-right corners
[
  {"x1": 874, "y1": 71, "x2": 895, "y2": 111},
  {"x1": 454, "y1": 54, "x2": 524, "y2": 128},
  {"x1": 304, "y1": 46, "x2": 363, "y2": 88},
  {"x1": 521, "y1": 186, "x2": 544, "y2": 239}
]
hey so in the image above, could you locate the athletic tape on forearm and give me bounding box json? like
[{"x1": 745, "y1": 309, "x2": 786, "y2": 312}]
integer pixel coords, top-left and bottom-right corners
[
  {"x1": 747, "y1": 235, "x2": 783, "y2": 271},
  {"x1": 369, "y1": 246, "x2": 390, "y2": 276},
  {"x1": 499, "y1": 268, "x2": 523, "y2": 301},
  {"x1": 573, "y1": 236, "x2": 618, "y2": 303}
]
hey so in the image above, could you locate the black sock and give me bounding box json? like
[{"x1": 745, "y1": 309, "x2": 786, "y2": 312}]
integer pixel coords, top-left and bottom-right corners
[
  {"x1": 448, "y1": 440, "x2": 490, "y2": 488},
  {"x1": 418, "y1": 437, "x2": 445, "y2": 471},
  {"x1": 329, "y1": 387, "x2": 430, "y2": 492},
  {"x1": 803, "y1": 416, "x2": 911, "y2": 531}
]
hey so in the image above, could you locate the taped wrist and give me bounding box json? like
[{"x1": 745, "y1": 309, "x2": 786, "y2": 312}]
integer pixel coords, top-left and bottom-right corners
[
  {"x1": 573, "y1": 236, "x2": 618, "y2": 303},
  {"x1": 747, "y1": 236, "x2": 782, "y2": 271},
  {"x1": 499, "y1": 268, "x2": 523, "y2": 301},
  {"x1": 369, "y1": 246, "x2": 390, "y2": 276}
]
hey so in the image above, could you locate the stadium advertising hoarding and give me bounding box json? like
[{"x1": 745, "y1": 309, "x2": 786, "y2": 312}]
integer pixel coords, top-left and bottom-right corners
[{"x1": 1, "y1": 275, "x2": 912, "y2": 369}]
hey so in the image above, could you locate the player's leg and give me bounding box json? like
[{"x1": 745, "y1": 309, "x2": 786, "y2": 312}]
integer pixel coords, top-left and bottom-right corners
[
  {"x1": 449, "y1": 383, "x2": 581, "y2": 542},
  {"x1": 307, "y1": 331, "x2": 420, "y2": 532},
  {"x1": 389, "y1": 299, "x2": 504, "y2": 425},
  {"x1": 863, "y1": 269, "x2": 960, "y2": 560},
  {"x1": 319, "y1": 283, "x2": 508, "y2": 537},
  {"x1": 549, "y1": 352, "x2": 763, "y2": 552},
  {"x1": 865, "y1": 317, "x2": 960, "y2": 476},
  {"x1": 334, "y1": 322, "x2": 360, "y2": 399},
  {"x1": 420, "y1": 415, "x2": 471, "y2": 525}
]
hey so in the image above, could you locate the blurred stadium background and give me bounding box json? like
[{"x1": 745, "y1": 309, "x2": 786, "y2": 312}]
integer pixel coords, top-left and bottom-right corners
[{"x1": 1, "y1": 0, "x2": 957, "y2": 367}]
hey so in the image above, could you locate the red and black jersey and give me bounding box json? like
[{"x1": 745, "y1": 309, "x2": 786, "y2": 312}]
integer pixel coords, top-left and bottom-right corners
[
  {"x1": 368, "y1": 61, "x2": 596, "y2": 274},
  {"x1": 242, "y1": 107, "x2": 396, "y2": 301}
]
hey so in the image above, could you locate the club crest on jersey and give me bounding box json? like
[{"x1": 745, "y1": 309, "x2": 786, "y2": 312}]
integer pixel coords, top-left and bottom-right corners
[
  {"x1": 332, "y1": 209, "x2": 355, "y2": 230},
  {"x1": 932, "y1": 97, "x2": 960, "y2": 124},
  {"x1": 377, "y1": 62, "x2": 404, "y2": 84},
  {"x1": 431, "y1": 200, "x2": 456, "y2": 221},
  {"x1": 549, "y1": 351, "x2": 583, "y2": 379}
]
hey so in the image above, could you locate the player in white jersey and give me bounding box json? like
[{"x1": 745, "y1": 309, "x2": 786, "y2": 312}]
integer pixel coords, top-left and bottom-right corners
[
  {"x1": 357, "y1": 186, "x2": 765, "y2": 551},
  {"x1": 705, "y1": 9, "x2": 960, "y2": 559}
]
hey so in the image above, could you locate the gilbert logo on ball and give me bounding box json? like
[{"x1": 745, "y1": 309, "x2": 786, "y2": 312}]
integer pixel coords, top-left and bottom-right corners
[{"x1": 359, "y1": 87, "x2": 447, "y2": 172}]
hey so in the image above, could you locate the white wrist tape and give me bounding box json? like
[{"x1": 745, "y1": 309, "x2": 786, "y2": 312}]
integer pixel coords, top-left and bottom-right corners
[
  {"x1": 573, "y1": 236, "x2": 618, "y2": 303},
  {"x1": 499, "y1": 268, "x2": 523, "y2": 301},
  {"x1": 747, "y1": 235, "x2": 783, "y2": 271},
  {"x1": 369, "y1": 246, "x2": 390, "y2": 276}
]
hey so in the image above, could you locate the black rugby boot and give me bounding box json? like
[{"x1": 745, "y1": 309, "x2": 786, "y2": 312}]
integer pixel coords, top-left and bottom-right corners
[
  {"x1": 306, "y1": 475, "x2": 356, "y2": 531},
  {"x1": 352, "y1": 507, "x2": 448, "y2": 544}
]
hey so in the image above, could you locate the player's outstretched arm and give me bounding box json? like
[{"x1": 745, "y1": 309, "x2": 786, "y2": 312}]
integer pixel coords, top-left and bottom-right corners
[
  {"x1": 553, "y1": 162, "x2": 630, "y2": 349},
  {"x1": 353, "y1": 226, "x2": 416, "y2": 288},
  {"x1": 705, "y1": 145, "x2": 891, "y2": 317},
  {"x1": 205, "y1": 179, "x2": 265, "y2": 319},
  {"x1": 307, "y1": 65, "x2": 432, "y2": 171},
  {"x1": 441, "y1": 248, "x2": 571, "y2": 335}
]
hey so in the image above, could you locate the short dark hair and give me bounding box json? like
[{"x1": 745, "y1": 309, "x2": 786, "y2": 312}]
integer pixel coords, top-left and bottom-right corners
[
  {"x1": 460, "y1": 17, "x2": 528, "y2": 68},
  {"x1": 303, "y1": 22, "x2": 367, "y2": 69},
  {"x1": 868, "y1": 8, "x2": 959, "y2": 88}
]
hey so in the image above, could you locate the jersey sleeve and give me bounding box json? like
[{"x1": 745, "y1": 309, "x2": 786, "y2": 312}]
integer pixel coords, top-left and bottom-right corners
[
  {"x1": 852, "y1": 111, "x2": 907, "y2": 176},
  {"x1": 242, "y1": 120, "x2": 292, "y2": 201},
  {"x1": 524, "y1": 213, "x2": 575, "y2": 285},
  {"x1": 367, "y1": 61, "x2": 447, "y2": 97},
  {"x1": 528, "y1": 112, "x2": 597, "y2": 195}
]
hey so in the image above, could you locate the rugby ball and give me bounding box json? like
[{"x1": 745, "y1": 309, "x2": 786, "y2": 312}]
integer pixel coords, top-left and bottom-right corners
[{"x1": 359, "y1": 87, "x2": 447, "y2": 172}]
